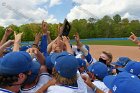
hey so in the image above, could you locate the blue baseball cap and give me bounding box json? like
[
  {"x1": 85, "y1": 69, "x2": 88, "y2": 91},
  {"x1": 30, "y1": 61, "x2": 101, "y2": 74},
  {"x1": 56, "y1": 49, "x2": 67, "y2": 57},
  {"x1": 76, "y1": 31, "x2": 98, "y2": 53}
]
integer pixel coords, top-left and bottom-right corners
[
  {"x1": 54, "y1": 54, "x2": 78, "y2": 78},
  {"x1": 25, "y1": 60, "x2": 41, "y2": 83},
  {"x1": 45, "y1": 55, "x2": 54, "y2": 70},
  {"x1": 88, "y1": 62, "x2": 108, "y2": 79},
  {"x1": 118, "y1": 61, "x2": 140, "y2": 77},
  {"x1": 51, "y1": 51, "x2": 72, "y2": 64},
  {"x1": 125, "y1": 61, "x2": 140, "y2": 77},
  {"x1": 112, "y1": 57, "x2": 131, "y2": 67},
  {"x1": 103, "y1": 72, "x2": 140, "y2": 93},
  {"x1": 77, "y1": 58, "x2": 86, "y2": 68},
  {"x1": 0, "y1": 51, "x2": 32, "y2": 75},
  {"x1": 0, "y1": 58, "x2": 2, "y2": 63},
  {"x1": 30, "y1": 61, "x2": 41, "y2": 75}
]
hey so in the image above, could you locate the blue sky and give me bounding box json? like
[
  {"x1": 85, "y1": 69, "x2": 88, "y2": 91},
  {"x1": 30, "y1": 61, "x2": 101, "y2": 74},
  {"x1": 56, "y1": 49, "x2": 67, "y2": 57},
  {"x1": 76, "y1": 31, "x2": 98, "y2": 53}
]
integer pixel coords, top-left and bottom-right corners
[
  {"x1": 0, "y1": 0, "x2": 140, "y2": 26},
  {"x1": 48, "y1": 0, "x2": 73, "y2": 22}
]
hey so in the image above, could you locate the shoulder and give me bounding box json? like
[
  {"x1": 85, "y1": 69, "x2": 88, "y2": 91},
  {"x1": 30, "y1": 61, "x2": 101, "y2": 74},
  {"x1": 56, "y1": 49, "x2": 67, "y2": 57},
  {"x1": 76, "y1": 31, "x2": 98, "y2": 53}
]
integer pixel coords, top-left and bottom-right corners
[
  {"x1": 47, "y1": 85, "x2": 78, "y2": 93},
  {"x1": 37, "y1": 72, "x2": 52, "y2": 85},
  {"x1": 93, "y1": 80, "x2": 109, "y2": 93}
]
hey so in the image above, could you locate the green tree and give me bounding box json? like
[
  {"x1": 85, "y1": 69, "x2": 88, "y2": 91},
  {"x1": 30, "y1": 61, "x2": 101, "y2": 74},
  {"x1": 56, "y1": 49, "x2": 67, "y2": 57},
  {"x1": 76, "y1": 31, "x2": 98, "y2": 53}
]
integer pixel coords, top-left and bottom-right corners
[
  {"x1": 0, "y1": 26, "x2": 5, "y2": 40},
  {"x1": 113, "y1": 14, "x2": 121, "y2": 23}
]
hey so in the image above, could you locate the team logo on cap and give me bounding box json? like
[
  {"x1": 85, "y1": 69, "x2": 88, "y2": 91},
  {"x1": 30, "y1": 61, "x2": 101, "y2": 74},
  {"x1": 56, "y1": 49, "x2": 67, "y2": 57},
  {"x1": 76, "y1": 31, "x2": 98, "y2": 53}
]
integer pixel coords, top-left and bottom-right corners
[
  {"x1": 92, "y1": 69, "x2": 94, "y2": 73},
  {"x1": 130, "y1": 69, "x2": 134, "y2": 73},
  {"x1": 131, "y1": 75, "x2": 135, "y2": 78},
  {"x1": 113, "y1": 85, "x2": 117, "y2": 92}
]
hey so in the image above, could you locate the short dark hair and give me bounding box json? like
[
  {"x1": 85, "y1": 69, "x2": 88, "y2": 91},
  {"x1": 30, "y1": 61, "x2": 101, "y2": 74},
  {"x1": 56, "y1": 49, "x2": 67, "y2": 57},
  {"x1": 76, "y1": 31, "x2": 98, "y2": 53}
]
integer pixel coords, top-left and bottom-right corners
[
  {"x1": 0, "y1": 75, "x2": 18, "y2": 87},
  {"x1": 0, "y1": 71, "x2": 29, "y2": 87}
]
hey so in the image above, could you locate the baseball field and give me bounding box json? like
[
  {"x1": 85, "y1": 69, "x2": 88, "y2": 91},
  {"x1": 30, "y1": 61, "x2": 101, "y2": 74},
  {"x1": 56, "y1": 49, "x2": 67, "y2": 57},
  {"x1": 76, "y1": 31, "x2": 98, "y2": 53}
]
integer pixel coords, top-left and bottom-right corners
[{"x1": 80, "y1": 40, "x2": 140, "y2": 62}]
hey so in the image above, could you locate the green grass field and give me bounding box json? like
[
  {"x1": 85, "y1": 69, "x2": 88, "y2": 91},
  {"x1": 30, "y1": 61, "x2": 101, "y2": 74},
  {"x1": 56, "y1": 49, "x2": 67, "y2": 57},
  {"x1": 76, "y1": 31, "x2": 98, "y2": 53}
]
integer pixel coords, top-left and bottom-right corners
[{"x1": 72, "y1": 40, "x2": 137, "y2": 46}]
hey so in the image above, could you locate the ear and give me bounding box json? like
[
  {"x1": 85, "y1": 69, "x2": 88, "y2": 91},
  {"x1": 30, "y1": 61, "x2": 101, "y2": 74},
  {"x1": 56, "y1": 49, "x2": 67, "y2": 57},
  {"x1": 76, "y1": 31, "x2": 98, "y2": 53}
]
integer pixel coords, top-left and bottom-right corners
[
  {"x1": 18, "y1": 73, "x2": 27, "y2": 83},
  {"x1": 18, "y1": 73, "x2": 26, "y2": 80}
]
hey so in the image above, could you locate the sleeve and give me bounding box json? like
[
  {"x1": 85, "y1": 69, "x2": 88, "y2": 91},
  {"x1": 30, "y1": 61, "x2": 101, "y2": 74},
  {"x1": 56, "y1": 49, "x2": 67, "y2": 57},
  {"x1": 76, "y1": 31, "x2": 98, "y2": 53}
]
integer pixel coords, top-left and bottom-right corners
[
  {"x1": 85, "y1": 52, "x2": 94, "y2": 64},
  {"x1": 80, "y1": 45, "x2": 96, "y2": 64},
  {"x1": 40, "y1": 35, "x2": 48, "y2": 56},
  {"x1": 77, "y1": 71, "x2": 88, "y2": 93},
  {"x1": 93, "y1": 81, "x2": 109, "y2": 93},
  {"x1": 37, "y1": 72, "x2": 52, "y2": 86}
]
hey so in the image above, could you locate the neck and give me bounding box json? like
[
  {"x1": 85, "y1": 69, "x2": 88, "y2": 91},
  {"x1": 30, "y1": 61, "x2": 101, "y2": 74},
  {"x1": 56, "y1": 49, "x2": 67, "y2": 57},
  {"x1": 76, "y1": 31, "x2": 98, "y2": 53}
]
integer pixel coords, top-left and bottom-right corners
[
  {"x1": 22, "y1": 81, "x2": 36, "y2": 89},
  {"x1": 22, "y1": 78, "x2": 38, "y2": 89}
]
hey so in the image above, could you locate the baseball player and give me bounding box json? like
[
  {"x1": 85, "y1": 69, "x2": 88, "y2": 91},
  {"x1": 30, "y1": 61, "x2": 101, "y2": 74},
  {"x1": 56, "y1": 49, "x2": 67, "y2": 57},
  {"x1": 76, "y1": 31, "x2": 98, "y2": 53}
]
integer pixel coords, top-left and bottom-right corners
[
  {"x1": 36, "y1": 52, "x2": 89, "y2": 93},
  {"x1": 104, "y1": 72, "x2": 140, "y2": 93},
  {"x1": 86, "y1": 62, "x2": 109, "y2": 93},
  {"x1": 0, "y1": 51, "x2": 32, "y2": 93},
  {"x1": 20, "y1": 48, "x2": 52, "y2": 93}
]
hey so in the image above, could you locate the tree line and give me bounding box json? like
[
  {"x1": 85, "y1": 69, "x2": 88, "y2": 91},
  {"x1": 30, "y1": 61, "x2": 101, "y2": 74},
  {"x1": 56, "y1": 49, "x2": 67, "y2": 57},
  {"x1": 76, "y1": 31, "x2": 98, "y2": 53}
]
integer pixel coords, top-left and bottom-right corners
[{"x1": 0, "y1": 14, "x2": 140, "y2": 41}]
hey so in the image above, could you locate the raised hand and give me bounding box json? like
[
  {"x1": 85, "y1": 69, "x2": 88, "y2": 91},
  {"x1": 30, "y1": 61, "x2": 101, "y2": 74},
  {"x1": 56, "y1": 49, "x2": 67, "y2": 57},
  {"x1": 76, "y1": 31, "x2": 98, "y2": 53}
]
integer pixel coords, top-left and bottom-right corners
[
  {"x1": 129, "y1": 32, "x2": 137, "y2": 41},
  {"x1": 26, "y1": 48, "x2": 39, "y2": 55},
  {"x1": 34, "y1": 33, "x2": 42, "y2": 42},
  {"x1": 57, "y1": 24, "x2": 63, "y2": 36},
  {"x1": 81, "y1": 75, "x2": 93, "y2": 88},
  {"x1": 42, "y1": 20, "x2": 48, "y2": 34},
  {"x1": 62, "y1": 36, "x2": 69, "y2": 44},
  {"x1": 0, "y1": 28, "x2": 13, "y2": 46},
  {"x1": 14, "y1": 32, "x2": 23, "y2": 43},
  {"x1": 74, "y1": 32, "x2": 80, "y2": 42},
  {"x1": 5, "y1": 28, "x2": 13, "y2": 36},
  {"x1": 13, "y1": 32, "x2": 23, "y2": 51},
  {"x1": 129, "y1": 32, "x2": 139, "y2": 44}
]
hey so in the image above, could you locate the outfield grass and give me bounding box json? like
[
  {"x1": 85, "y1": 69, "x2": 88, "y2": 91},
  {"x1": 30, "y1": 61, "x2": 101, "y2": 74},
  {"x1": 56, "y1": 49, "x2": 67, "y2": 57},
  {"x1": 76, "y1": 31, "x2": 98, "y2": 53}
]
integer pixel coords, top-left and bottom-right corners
[{"x1": 71, "y1": 40, "x2": 137, "y2": 46}]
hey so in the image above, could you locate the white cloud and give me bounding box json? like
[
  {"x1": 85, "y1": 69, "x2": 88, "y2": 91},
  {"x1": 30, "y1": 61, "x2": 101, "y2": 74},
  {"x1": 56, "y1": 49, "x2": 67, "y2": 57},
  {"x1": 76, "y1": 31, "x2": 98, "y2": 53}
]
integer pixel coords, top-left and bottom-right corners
[
  {"x1": 49, "y1": 0, "x2": 61, "y2": 7},
  {"x1": 0, "y1": 0, "x2": 58, "y2": 26},
  {"x1": 122, "y1": 12, "x2": 140, "y2": 20},
  {"x1": 72, "y1": 0, "x2": 102, "y2": 5},
  {"x1": 67, "y1": 0, "x2": 140, "y2": 21}
]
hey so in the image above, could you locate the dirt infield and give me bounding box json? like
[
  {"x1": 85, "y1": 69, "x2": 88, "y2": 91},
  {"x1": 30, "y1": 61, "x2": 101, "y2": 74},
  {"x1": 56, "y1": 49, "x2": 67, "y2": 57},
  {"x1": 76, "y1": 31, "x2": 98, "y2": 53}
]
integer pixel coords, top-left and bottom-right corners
[{"x1": 89, "y1": 45, "x2": 140, "y2": 62}]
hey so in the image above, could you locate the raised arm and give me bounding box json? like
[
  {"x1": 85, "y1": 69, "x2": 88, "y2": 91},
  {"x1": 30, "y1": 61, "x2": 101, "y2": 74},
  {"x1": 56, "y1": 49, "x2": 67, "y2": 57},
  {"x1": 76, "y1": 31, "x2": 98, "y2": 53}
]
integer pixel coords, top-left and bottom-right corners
[
  {"x1": 62, "y1": 36, "x2": 73, "y2": 54},
  {"x1": 74, "y1": 32, "x2": 88, "y2": 56},
  {"x1": 13, "y1": 32, "x2": 23, "y2": 51},
  {"x1": 32, "y1": 33, "x2": 42, "y2": 49},
  {"x1": 0, "y1": 40, "x2": 14, "y2": 57},
  {"x1": 74, "y1": 32, "x2": 83, "y2": 48},
  {"x1": 40, "y1": 20, "x2": 48, "y2": 55},
  {"x1": 129, "y1": 32, "x2": 140, "y2": 46},
  {"x1": 42, "y1": 20, "x2": 52, "y2": 44},
  {"x1": 0, "y1": 28, "x2": 13, "y2": 46},
  {"x1": 47, "y1": 36, "x2": 61, "y2": 54},
  {"x1": 26, "y1": 47, "x2": 47, "y2": 73}
]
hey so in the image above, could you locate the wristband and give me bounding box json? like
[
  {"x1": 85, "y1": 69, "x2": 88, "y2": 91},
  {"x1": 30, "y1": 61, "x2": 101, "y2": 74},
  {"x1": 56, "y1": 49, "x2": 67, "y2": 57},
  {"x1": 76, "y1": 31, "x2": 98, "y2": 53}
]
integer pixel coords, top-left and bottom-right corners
[{"x1": 32, "y1": 44, "x2": 39, "y2": 48}]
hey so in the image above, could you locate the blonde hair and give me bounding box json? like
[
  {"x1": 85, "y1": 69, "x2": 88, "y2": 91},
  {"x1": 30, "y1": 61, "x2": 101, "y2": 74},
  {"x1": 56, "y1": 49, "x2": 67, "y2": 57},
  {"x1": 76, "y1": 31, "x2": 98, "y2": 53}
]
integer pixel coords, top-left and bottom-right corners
[
  {"x1": 102, "y1": 51, "x2": 113, "y2": 63},
  {"x1": 52, "y1": 70, "x2": 77, "y2": 86}
]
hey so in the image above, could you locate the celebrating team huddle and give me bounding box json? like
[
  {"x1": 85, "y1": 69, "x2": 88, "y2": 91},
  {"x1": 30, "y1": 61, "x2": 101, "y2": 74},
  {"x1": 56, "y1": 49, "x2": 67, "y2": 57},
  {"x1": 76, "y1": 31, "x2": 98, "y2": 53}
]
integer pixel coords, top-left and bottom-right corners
[{"x1": 0, "y1": 20, "x2": 140, "y2": 93}]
